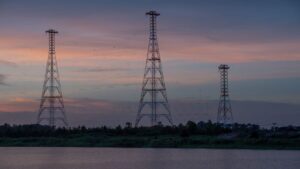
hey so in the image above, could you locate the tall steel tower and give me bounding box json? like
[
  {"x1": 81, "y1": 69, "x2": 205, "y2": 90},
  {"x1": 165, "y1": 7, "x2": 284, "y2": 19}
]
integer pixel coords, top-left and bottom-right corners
[
  {"x1": 135, "y1": 11, "x2": 173, "y2": 126},
  {"x1": 37, "y1": 29, "x2": 68, "y2": 127},
  {"x1": 217, "y1": 64, "x2": 233, "y2": 125}
]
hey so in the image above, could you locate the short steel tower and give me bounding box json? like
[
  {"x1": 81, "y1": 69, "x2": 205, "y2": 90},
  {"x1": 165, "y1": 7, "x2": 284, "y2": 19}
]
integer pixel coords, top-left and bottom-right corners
[
  {"x1": 135, "y1": 11, "x2": 173, "y2": 126},
  {"x1": 37, "y1": 29, "x2": 68, "y2": 126},
  {"x1": 217, "y1": 64, "x2": 233, "y2": 125}
]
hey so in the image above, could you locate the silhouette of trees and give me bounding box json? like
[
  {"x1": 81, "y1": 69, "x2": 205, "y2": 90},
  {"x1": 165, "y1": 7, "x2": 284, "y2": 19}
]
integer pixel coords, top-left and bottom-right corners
[
  {"x1": 0, "y1": 121, "x2": 298, "y2": 139},
  {"x1": 0, "y1": 121, "x2": 299, "y2": 148}
]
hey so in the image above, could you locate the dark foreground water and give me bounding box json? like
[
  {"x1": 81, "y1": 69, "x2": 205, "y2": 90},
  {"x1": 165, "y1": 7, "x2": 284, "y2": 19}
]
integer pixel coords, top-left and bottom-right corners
[{"x1": 0, "y1": 147, "x2": 299, "y2": 169}]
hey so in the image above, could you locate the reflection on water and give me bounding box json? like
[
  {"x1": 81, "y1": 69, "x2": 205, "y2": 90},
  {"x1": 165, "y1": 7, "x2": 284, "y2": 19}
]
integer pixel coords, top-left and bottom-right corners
[{"x1": 0, "y1": 147, "x2": 299, "y2": 169}]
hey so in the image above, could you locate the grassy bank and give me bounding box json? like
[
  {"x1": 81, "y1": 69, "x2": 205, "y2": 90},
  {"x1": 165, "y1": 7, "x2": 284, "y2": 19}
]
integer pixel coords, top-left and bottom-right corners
[
  {"x1": 0, "y1": 122, "x2": 299, "y2": 149},
  {"x1": 0, "y1": 135, "x2": 299, "y2": 150}
]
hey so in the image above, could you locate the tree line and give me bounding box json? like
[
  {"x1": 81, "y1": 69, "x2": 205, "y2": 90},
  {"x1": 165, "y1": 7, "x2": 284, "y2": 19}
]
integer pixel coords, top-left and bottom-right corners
[{"x1": 0, "y1": 121, "x2": 299, "y2": 139}]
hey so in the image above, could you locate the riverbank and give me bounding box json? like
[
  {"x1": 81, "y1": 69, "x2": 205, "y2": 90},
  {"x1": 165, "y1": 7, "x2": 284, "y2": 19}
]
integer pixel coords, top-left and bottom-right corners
[
  {"x1": 0, "y1": 122, "x2": 299, "y2": 150},
  {"x1": 0, "y1": 135, "x2": 299, "y2": 150}
]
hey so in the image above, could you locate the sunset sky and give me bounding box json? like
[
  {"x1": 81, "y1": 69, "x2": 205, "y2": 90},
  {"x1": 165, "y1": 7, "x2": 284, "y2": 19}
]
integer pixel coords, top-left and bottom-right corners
[{"x1": 0, "y1": 0, "x2": 300, "y2": 126}]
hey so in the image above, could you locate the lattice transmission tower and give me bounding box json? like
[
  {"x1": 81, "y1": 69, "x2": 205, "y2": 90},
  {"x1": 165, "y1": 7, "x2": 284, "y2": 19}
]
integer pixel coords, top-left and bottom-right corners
[
  {"x1": 37, "y1": 29, "x2": 68, "y2": 126},
  {"x1": 217, "y1": 64, "x2": 233, "y2": 125},
  {"x1": 135, "y1": 11, "x2": 173, "y2": 126}
]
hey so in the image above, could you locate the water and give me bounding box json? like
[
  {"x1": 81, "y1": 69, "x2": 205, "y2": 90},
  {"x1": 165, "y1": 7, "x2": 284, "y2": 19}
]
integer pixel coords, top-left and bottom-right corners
[{"x1": 0, "y1": 147, "x2": 299, "y2": 169}]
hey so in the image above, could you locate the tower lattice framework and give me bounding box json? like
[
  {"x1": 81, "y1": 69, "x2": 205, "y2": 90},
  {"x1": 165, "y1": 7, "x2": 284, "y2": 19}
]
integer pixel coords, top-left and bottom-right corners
[
  {"x1": 135, "y1": 11, "x2": 173, "y2": 126},
  {"x1": 217, "y1": 64, "x2": 233, "y2": 125},
  {"x1": 37, "y1": 29, "x2": 68, "y2": 126}
]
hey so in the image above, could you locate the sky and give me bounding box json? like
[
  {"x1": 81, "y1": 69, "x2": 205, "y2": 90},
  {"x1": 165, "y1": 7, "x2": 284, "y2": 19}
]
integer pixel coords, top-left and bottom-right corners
[{"x1": 0, "y1": 0, "x2": 300, "y2": 127}]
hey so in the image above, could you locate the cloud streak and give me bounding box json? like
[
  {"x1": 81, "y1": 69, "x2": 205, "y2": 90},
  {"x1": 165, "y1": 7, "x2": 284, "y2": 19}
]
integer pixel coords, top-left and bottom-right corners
[
  {"x1": 0, "y1": 74, "x2": 7, "y2": 85},
  {"x1": 79, "y1": 67, "x2": 132, "y2": 73},
  {"x1": 0, "y1": 60, "x2": 17, "y2": 67}
]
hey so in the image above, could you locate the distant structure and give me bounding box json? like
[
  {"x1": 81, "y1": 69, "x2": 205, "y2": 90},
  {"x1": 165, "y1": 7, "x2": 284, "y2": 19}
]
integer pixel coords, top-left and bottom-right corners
[
  {"x1": 37, "y1": 29, "x2": 68, "y2": 126},
  {"x1": 217, "y1": 64, "x2": 233, "y2": 125},
  {"x1": 135, "y1": 11, "x2": 173, "y2": 126}
]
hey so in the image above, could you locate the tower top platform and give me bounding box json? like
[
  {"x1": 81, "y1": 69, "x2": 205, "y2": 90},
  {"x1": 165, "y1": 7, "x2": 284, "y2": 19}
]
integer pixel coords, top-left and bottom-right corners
[
  {"x1": 146, "y1": 11, "x2": 160, "y2": 16},
  {"x1": 218, "y1": 64, "x2": 230, "y2": 70},
  {"x1": 46, "y1": 29, "x2": 58, "y2": 34}
]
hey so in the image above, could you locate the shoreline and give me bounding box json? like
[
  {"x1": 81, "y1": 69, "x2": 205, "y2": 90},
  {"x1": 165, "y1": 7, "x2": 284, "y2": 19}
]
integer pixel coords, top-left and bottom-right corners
[
  {"x1": 0, "y1": 137, "x2": 299, "y2": 150},
  {"x1": 0, "y1": 145, "x2": 299, "y2": 150},
  {"x1": 0, "y1": 123, "x2": 299, "y2": 151}
]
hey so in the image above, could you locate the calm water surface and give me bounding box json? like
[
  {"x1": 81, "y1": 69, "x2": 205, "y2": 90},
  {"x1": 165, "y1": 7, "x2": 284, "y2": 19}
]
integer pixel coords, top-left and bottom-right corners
[{"x1": 0, "y1": 147, "x2": 299, "y2": 169}]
